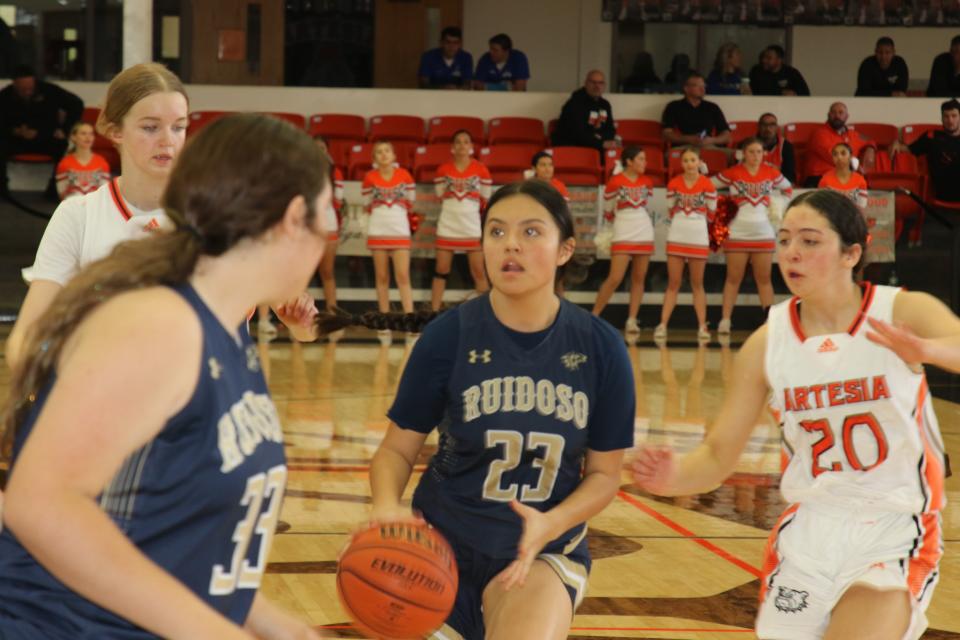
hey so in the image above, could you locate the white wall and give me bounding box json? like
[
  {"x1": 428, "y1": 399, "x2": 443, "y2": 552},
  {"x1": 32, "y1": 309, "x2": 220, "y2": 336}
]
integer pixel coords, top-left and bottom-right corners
[
  {"x1": 792, "y1": 26, "x2": 957, "y2": 96},
  {"x1": 462, "y1": 0, "x2": 612, "y2": 93}
]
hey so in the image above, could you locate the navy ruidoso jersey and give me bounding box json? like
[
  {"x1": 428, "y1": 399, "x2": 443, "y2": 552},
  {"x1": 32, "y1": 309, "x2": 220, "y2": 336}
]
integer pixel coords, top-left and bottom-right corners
[
  {"x1": 388, "y1": 295, "x2": 635, "y2": 559},
  {"x1": 0, "y1": 284, "x2": 287, "y2": 639}
]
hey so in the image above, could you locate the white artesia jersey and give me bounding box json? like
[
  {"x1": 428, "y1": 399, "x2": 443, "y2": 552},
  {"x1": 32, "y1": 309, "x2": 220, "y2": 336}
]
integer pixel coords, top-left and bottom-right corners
[
  {"x1": 766, "y1": 283, "x2": 946, "y2": 514},
  {"x1": 24, "y1": 178, "x2": 172, "y2": 285}
]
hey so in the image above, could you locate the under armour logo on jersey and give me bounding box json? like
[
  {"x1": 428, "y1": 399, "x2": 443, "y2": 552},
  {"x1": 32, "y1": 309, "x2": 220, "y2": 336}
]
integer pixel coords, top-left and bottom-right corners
[
  {"x1": 246, "y1": 345, "x2": 261, "y2": 372},
  {"x1": 774, "y1": 586, "x2": 809, "y2": 613},
  {"x1": 817, "y1": 338, "x2": 839, "y2": 353},
  {"x1": 208, "y1": 357, "x2": 223, "y2": 380},
  {"x1": 561, "y1": 351, "x2": 588, "y2": 371},
  {"x1": 468, "y1": 349, "x2": 491, "y2": 364}
]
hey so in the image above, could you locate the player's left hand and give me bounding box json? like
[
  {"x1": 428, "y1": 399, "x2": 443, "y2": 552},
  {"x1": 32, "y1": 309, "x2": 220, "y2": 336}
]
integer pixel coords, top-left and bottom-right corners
[
  {"x1": 275, "y1": 292, "x2": 319, "y2": 328},
  {"x1": 497, "y1": 500, "x2": 556, "y2": 591},
  {"x1": 865, "y1": 317, "x2": 927, "y2": 368},
  {"x1": 245, "y1": 597, "x2": 321, "y2": 640}
]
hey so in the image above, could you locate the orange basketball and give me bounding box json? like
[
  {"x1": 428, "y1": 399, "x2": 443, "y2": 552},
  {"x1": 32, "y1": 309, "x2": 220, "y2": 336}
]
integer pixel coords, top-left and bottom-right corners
[{"x1": 337, "y1": 522, "x2": 458, "y2": 640}]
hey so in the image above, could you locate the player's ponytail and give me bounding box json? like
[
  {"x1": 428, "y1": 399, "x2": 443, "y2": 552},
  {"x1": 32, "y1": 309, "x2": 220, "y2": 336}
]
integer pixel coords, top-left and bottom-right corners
[
  {"x1": 3, "y1": 114, "x2": 330, "y2": 462},
  {"x1": 316, "y1": 308, "x2": 442, "y2": 336}
]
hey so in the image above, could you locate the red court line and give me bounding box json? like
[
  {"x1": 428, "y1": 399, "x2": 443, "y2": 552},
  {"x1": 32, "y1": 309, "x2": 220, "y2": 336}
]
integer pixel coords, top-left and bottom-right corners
[{"x1": 617, "y1": 491, "x2": 762, "y2": 578}]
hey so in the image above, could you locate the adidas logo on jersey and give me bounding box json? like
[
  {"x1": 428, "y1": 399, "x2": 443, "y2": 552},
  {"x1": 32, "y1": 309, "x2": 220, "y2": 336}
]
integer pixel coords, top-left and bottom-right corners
[
  {"x1": 817, "y1": 338, "x2": 839, "y2": 353},
  {"x1": 468, "y1": 349, "x2": 491, "y2": 364}
]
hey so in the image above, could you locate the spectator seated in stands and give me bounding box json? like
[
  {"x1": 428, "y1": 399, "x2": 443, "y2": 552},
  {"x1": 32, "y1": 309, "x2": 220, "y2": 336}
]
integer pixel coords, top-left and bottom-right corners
[
  {"x1": 552, "y1": 70, "x2": 617, "y2": 153},
  {"x1": 0, "y1": 64, "x2": 83, "y2": 198},
  {"x1": 661, "y1": 72, "x2": 731, "y2": 150},
  {"x1": 926, "y1": 34, "x2": 960, "y2": 97},
  {"x1": 749, "y1": 45, "x2": 810, "y2": 96},
  {"x1": 663, "y1": 53, "x2": 692, "y2": 93},
  {"x1": 891, "y1": 99, "x2": 960, "y2": 203},
  {"x1": 803, "y1": 102, "x2": 877, "y2": 187},
  {"x1": 473, "y1": 33, "x2": 529, "y2": 92},
  {"x1": 855, "y1": 36, "x2": 908, "y2": 96},
  {"x1": 418, "y1": 26, "x2": 473, "y2": 90},
  {"x1": 706, "y1": 43, "x2": 750, "y2": 95},
  {"x1": 756, "y1": 112, "x2": 796, "y2": 184},
  {"x1": 621, "y1": 51, "x2": 662, "y2": 93}
]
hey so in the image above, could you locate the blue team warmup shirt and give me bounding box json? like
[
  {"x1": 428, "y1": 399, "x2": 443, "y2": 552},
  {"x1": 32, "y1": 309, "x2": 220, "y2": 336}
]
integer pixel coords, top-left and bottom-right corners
[
  {"x1": 418, "y1": 48, "x2": 474, "y2": 87},
  {"x1": 474, "y1": 50, "x2": 531, "y2": 91},
  {"x1": 0, "y1": 284, "x2": 287, "y2": 639},
  {"x1": 388, "y1": 295, "x2": 635, "y2": 559}
]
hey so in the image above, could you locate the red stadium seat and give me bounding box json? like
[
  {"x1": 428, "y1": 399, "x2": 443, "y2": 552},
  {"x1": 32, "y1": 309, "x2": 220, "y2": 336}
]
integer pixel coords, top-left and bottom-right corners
[
  {"x1": 891, "y1": 151, "x2": 920, "y2": 174},
  {"x1": 667, "y1": 147, "x2": 729, "y2": 178},
  {"x1": 547, "y1": 118, "x2": 559, "y2": 139},
  {"x1": 308, "y1": 113, "x2": 366, "y2": 141},
  {"x1": 479, "y1": 145, "x2": 536, "y2": 184},
  {"x1": 848, "y1": 123, "x2": 898, "y2": 149},
  {"x1": 900, "y1": 123, "x2": 939, "y2": 146},
  {"x1": 412, "y1": 144, "x2": 454, "y2": 182},
  {"x1": 10, "y1": 153, "x2": 54, "y2": 163},
  {"x1": 866, "y1": 172, "x2": 925, "y2": 245},
  {"x1": 487, "y1": 117, "x2": 546, "y2": 146},
  {"x1": 783, "y1": 122, "x2": 821, "y2": 150},
  {"x1": 727, "y1": 120, "x2": 757, "y2": 148},
  {"x1": 81, "y1": 106, "x2": 100, "y2": 126},
  {"x1": 616, "y1": 119, "x2": 663, "y2": 148},
  {"x1": 368, "y1": 115, "x2": 425, "y2": 143},
  {"x1": 187, "y1": 110, "x2": 233, "y2": 137},
  {"x1": 263, "y1": 112, "x2": 306, "y2": 130},
  {"x1": 80, "y1": 106, "x2": 117, "y2": 168},
  {"x1": 427, "y1": 116, "x2": 485, "y2": 144},
  {"x1": 550, "y1": 146, "x2": 602, "y2": 185}
]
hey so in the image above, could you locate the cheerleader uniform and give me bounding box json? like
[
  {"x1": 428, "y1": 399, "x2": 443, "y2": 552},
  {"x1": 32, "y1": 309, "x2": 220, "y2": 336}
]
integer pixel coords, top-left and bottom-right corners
[
  {"x1": 603, "y1": 173, "x2": 655, "y2": 255},
  {"x1": 819, "y1": 171, "x2": 869, "y2": 210},
  {"x1": 665, "y1": 175, "x2": 717, "y2": 259},
  {"x1": 323, "y1": 167, "x2": 345, "y2": 242},
  {"x1": 434, "y1": 159, "x2": 492, "y2": 252},
  {"x1": 550, "y1": 178, "x2": 570, "y2": 201},
  {"x1": 362, "y1": 168, "x2": 416, "y2": 250},
  {"x1": 55, "y1": 153, "x2": 111, "y2": 199},
  {"x1": 715, "y1": 163, "x2": 793, "y2": 252}
]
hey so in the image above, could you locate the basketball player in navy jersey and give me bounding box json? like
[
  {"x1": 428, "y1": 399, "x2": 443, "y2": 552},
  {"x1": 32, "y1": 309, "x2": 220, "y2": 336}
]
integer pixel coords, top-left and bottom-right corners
[
  {"x1": 634, "y1": 190, "x2": 959, "y2": 639},
  {"x1": 0, "y1": 115, "x2": 325, "y2": 639},
  {"x1": 369, "y1": 180, "x2": 636, "y2": 640}
]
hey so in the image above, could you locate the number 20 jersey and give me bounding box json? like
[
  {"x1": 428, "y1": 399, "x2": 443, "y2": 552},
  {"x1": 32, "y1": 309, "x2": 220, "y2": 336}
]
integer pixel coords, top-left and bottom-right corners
[
  {"x1": 0, "y1": 284, "x2": 287, "y2": 639},
  {"x1": 765, "y1": 283, "x2": 946, "y2": 514}
]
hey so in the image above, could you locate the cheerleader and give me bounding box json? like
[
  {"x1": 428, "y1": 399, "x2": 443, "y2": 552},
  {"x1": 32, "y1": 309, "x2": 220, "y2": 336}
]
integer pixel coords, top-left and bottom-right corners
[
  {"x1": 431, "y1": 130, "x2": 492, "y2": 310},
  {"x1": 531, "y1": 151, "x2": 570, "y2": 200},
  {"x1": 313, "y1": 135, "x2": 346, "y2": 312},
  {"x1": 55, "y1": 122, "x2": 111, "y2": 199},
  {"x1": 657, "y1": 147, "x2": 716, "y2": 342},
  {"x1": 363, "y1": 142, "x2": 416, "y2": 341},
  {"x1": 593, "y1": 147, "x2": 656, "y2": 334},
  {"x1": 714, "y1": 137, "x2": 792, "y2": 334},
  {"x1": 818, "y1": 142, "x2": 868, "y2": 210}
]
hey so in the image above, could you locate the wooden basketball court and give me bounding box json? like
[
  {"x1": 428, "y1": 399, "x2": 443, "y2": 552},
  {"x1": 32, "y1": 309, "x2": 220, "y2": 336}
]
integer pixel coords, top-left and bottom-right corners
[{"x1": 1, "y1": 330, "x2": 957, "y2": 638}]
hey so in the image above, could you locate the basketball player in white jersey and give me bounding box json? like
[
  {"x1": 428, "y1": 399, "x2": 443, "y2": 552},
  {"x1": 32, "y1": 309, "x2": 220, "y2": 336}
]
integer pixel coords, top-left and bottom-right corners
[{"x1": 634, "y1": 189, "x2": 958, "y2": 639}]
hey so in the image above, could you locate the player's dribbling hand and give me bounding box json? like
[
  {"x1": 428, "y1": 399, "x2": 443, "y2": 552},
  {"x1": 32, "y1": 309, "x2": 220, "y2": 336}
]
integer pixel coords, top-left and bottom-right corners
[
  {"x1": 631, "y1": 445, "x2": 678, "y2": 495},
  {"x1": 865, "y1": 317, "x2": 927, "y2": 369},
  {"x1": 497, "y1": 500, "x2": 556, "y2": 591}
]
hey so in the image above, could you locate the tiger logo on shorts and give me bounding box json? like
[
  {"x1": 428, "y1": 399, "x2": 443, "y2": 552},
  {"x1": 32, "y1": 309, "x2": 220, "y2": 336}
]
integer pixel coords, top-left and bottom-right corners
[{"x1": 774, "y1": 586, "x2": 809, "y2": 613}]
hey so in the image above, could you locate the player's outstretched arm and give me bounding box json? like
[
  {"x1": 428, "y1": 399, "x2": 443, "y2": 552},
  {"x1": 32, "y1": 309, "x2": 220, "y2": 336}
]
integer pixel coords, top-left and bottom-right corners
[
  {"x1": 369, "y1": 423, "x2": 429, "y2": 523},
  {"x1": 3, "y1": 289, "x2": 253, "y2": 640},
  {"x1": 868, "y1": 290, "x2": 960, "y2": 374},
  {"x1": 633, "y1": 325, "x2": 770, "y2": 496},
  {"x1": 5, "y1": 280, "x2": 62, "y2": 371},
  {"x1": 244, "y1": 592, "x2": 320, "y2": 640}
]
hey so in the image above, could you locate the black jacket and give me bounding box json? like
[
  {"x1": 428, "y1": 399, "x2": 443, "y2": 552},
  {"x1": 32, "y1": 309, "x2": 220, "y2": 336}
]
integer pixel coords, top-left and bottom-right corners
[
  {"x1": 0, "y1": 80, "x2": 83, "y2": 140},
  {"x1": 855, "y1": 56, "x2": 909, "y2": 96},
  {"x1": 749, "y1": 64, "x2": 810, "y2": 96},
  {"x1": 551, "y1": 88, "x2": 616, "y2": 150},
  {"x1": 926, "y1": 52, "x2": 960, "y2": 97}
]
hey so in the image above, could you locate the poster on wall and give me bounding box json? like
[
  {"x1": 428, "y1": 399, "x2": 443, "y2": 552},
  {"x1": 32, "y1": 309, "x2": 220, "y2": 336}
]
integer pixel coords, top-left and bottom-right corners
[{"x1": 603, "y1": 0, "x2": 955, "y2": 24}]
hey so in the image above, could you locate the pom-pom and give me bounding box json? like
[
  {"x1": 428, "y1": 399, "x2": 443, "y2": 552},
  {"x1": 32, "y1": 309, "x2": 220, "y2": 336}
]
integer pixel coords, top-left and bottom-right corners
[
  {"x1": 522, "y1": 168, "x2": 535, "y2": 180},
  {"x1": 594, "y1": 223, "x2": 614, "y2": 254},
  {"x1": 768, "y1": 196, "x2": 783, "y2": 225},
  {"x1": 408, "y1": 212, "x2": 422, "y2": 234},
  {"x1": 709, "y1": 195, "x2": 739, "y2": 251}
]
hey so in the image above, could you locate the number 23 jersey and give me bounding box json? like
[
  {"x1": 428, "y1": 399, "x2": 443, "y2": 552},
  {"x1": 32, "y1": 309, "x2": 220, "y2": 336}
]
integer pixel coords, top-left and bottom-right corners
[
  {"x1": 765, "y1": 283, "x2": 946, "y2": 514},
  {"x1": 389, "y1": 295, "x2": 635, "y2": 559}
]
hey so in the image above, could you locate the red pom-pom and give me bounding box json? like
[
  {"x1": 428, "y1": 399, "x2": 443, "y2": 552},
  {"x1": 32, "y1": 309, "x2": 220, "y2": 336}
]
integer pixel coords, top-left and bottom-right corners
[
  {"x1": 408, "y1": 212, "x2": 421, "y2": 234},
  {"x1": 709, "y1": 196, "x2": 739, "y2": 252},
  {"x1": 604, "y1": 212, "x2": 615, "y2": 223}
]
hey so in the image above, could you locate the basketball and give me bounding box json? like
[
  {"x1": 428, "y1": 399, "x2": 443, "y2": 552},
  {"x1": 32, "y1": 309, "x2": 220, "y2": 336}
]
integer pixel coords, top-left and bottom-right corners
[{"x1": 337, "y1": 522, "x2": 458, "y2": 639}]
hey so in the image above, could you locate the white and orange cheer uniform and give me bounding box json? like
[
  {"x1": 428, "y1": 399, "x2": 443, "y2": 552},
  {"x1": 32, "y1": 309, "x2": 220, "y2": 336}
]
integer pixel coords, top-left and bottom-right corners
[
  {"x1": 55, "y1": 153, "x2": 111, "y2": 200},
  {"x1": 714, "y1": 163, "x2": 792, "y2": 252},
  {"x1": 759, "y1": 283, "x2": 945, "y2": 640},
  {"x1": 433, "y1": 159, "x2": 492, "y2": 252},
  {"x1": 665, "y1": 175, "x2": 717, "y2": 259},
  {"x1": 550, "y1": 177, "x2": 570, "y2": 201},
  {"x1": 25, "y1": 178, "x2": 170, "y2": 284},
  {"x1": 819, "y1": 170, "x2": 869, "y2": 210},
  {"x1": 362, "y1": 168, "x2": 416, "y2": 250},
  {"x1": 603, "y1": 173, "x2": 656, "y2": 255},
  {"x1": 323, "y1": 166, "x2": 345, "y2": 242}
]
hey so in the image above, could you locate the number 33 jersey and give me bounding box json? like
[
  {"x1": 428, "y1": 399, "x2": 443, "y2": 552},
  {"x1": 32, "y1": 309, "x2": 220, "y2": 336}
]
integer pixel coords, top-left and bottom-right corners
[
  {"x1": 0, "y1": 284, "x2": 286, "y2": 638},
  {"x1": 765, "y1": 283, "x2": 946, "y2": 514}
]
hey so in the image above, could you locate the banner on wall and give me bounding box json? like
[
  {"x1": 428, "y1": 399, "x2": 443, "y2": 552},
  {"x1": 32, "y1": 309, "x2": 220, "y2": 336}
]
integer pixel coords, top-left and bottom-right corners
[
  {"x1": 337, "y1": 183, "x2": 894, "y2": 263},
  {"x1": 601, "y1": 1, "x2": 949, "y2": 26}
]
